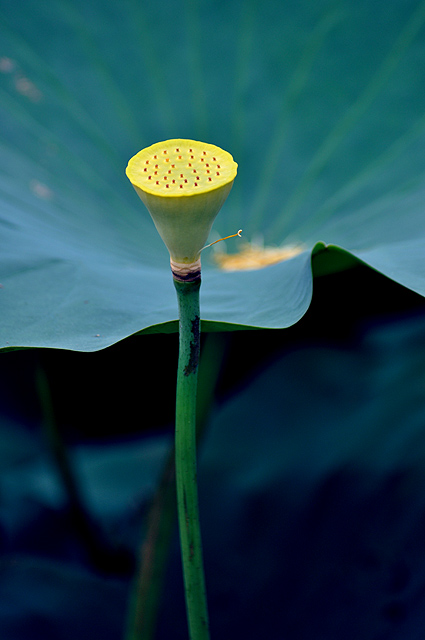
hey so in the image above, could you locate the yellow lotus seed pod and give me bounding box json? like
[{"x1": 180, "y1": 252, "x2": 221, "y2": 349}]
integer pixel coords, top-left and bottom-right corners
[{"x1": 126, "y1": 139, "x2": 237, "y2": 280}]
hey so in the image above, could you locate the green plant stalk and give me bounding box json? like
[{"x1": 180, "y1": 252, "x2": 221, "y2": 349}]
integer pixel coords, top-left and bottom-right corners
[
  {"x1": 36, "y1": 365, "x2": 104, "y2": 563},
  {"x1": 174, "y1": 276, "x2": 210, "y2": 640},
  {"x1": 124, "y1": 332, "x2": 228, "y2": 640},
  {"x1": 125, "y1": 454, "x2": 176, "y2": 640}
]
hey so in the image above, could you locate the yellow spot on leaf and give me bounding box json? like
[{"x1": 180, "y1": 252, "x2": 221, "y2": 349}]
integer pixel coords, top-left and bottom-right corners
[{"x1": 214, "y1": 242, "x2": 304, "y2": 271}]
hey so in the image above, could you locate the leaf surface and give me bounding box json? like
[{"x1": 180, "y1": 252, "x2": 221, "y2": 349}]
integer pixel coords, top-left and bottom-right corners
[{"x1": 1, "y1": 0, "x2": 425, "y2": 350}]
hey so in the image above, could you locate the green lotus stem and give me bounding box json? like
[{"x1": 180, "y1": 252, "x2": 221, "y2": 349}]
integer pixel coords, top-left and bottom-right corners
[
  {"x1": 126, "y1": 139, "x2": 237, "y2": 639},
  {"x1": 36, "y1": 365, "x2": 110, "y2": 569},
  {"x1": 124, "y1": 332, "x2": 227, "y2": 640},
  {"x1": 174, "y1": 276, "x2": 209, "y2": 640},
  {"x1": 124, "y1": 450, "x2": 176, "y2": 640}
]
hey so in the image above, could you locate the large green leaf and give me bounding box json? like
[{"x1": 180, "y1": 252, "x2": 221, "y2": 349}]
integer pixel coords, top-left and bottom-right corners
[{"x1": 1, "y1": 0, "x2": 425, "y2": 351}]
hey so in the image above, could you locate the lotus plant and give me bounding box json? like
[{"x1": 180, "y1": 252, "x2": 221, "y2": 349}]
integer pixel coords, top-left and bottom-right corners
[{"x1": 126, "y1": 139, "x2": 238, "y2": 640}]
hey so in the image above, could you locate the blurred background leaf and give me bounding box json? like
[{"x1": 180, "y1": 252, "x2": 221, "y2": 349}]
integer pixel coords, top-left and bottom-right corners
[{"x1": 1, "y1": 0, "x2": 425, "y2": 350}]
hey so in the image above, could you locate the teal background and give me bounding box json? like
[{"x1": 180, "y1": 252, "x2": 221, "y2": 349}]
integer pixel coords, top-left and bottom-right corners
[
  {"x1": 1, "y1": 0, "x2": 425, "y2": 349},
  {"x1": 2, "y1": 1, "x2": 425, "y2": 638}
]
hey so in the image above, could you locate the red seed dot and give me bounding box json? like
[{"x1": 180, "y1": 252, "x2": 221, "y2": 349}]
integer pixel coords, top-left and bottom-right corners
[
  {"x1": 164, "y1": 176, "x2": 167, "y2": 180},
  {"x1": 216, "y1": 172, "x2": 220, "y2": 175},
  {"x1": 154, "y1": 155, "x2": 157, "y2": 159},
  {"x1": 144, "y1": 168, "x2": 147, "y2": 172},
  {"x1": 166, "y1": 183, "x2": 169, "y2": 187},
  {"x1": 179, "y1": 184, "x2": 183, "y2": 188},
  {"x1": 203, "y1": 151, "x2": 207, "y2": 155},
  {"x1": 200, "y1": 158, "x2": 204, "y2": 162},
  {"x1": 206, "y1": 170, "x2": 210, "y2": 174},
  {"x1": 180, "y1": 174, "x2": 184, "y2": 178},
  {"x1": 194, "y1": 182, "x2": 198, "y2": 186},
  {"x1": 168, "y1": 170, "x2": 172, "y2": 174},
  {"x1": 148, "y1": 176, "x2": 152, "y2": 180},
  {"x1": 188, "y1": 163, "x2": 192, "y2": 167},
  {"x1": 163, "y1": 150, "x2": 167, "y2": 154},
  {"x1": 208, "y1": 177, "x2": 212, "y2": 181},
  {"x1": 205, "y1": 163, "x2": 209, "y2": 167},
  {"x1": 171, "y1": 164, "x2": 175, "y2": 168},
  {"x1": 196, "y1": 176, "x2": 200, "y2": 180},
  {"x1": 156, "y1": 181, "x2": 160, "y2": 184},
  {"x1": 193, "y1": 169, "x2": 197, "y2": 173},
  {"x1": 178, "y1": 155, "x2": 182, "y2": 159},
  {"x1": 172, "y1": 179, "x2": 176, "y2": 183},
  {"x1": 212, "y1": 157, "x2": 216, "y2": 161},
  {"x1": 146, "y1": 160, "x2": 150, "y2": 164},
  {"x1": 184, "y1": 179, "x2": 188, "y2": 183},
  {"x1": 189, "y1": 148, "x2": 193, "y2": 152},
  {"x1": 176, "y1": 148, "x2": 179, "y2": 152},
  {"x1": 217, "y1": 164, "x2": 221, "y2": 168},
  {"x1": 190, "y1": 155, "x2": 194, "y2": 159}
]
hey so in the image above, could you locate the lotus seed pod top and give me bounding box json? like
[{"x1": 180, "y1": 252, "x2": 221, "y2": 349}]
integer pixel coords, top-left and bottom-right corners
[{"x1": 126, "y1": 139, "x2": 237, "y2": 280}]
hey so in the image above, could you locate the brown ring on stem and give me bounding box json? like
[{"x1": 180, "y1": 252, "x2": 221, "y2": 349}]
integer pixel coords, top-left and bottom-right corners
[{"x1": 171, "y1": 257, "x2": 202, "y2": 283}]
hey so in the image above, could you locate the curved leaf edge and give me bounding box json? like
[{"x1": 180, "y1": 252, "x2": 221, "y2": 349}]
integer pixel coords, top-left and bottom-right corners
[{"x1": 1, "y1": 243, "x2": 416, "y2": 354}]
